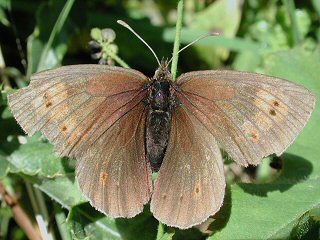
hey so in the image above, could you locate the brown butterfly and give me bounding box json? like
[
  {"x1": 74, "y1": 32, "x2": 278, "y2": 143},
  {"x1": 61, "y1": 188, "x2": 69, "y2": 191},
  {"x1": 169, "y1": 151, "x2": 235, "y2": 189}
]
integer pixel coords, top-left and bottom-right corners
[{"x1": 8, "y1": 21, "x2": 315, "y2": 229}]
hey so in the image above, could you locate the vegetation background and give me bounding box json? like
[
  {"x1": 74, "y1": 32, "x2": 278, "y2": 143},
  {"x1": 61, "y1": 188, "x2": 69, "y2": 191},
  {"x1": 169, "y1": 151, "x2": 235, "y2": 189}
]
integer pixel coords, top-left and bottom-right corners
[{"x1": 0, "y1": 0, "x2": 319, "y2": 239}]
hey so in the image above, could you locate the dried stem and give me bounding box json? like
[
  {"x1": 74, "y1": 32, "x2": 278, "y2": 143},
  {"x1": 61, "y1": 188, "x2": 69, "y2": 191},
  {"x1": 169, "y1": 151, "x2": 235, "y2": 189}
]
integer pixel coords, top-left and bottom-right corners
[{"x1": 0, "y1": 182, "x2": 41, "y2": 240}]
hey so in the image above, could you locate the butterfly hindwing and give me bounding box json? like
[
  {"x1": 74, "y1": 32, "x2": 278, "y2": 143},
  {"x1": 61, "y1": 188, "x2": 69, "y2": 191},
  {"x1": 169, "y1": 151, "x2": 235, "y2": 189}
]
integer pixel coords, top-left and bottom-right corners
[
  {"x1": 176, "y1": 70, "x2": 315, "y2": 166},
  {"x1": 151, "y1": 106, "x2": 225, "y2": 229},
  {"x1": 76, "y1": 102, "x2": 152, "y2": 217}
]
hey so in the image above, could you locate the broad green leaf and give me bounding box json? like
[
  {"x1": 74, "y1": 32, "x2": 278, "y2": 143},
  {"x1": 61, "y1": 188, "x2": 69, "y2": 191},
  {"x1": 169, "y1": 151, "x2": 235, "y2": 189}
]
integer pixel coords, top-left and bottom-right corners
[
  {"x1": 210, "y1": 178, "x2": 320, "y2": 239},
  {"x1": 67, "y1": 203, "x2": 158, "y2": 240},
  {"x1": 189, "y1": 0, "x2": 242, "y2": 37},
  {"x1": 35, "y1": 174, "x2": 85, "y2": 209},
  {"x1": 187, "y1": 0, "x2": 243, "y2": 67},
  {"x1": 232, "y1": 51, "x2": 263, "y2": 72},
  {"x1": 7, "y1": 141, "x2": 70, "y2": 177}
]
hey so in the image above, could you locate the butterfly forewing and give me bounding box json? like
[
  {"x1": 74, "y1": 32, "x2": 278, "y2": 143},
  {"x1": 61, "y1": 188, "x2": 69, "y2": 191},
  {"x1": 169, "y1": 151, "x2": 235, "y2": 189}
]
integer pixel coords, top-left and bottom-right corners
[
  {"x1": 176, "y1": 70, "x2": 315, "y2": 166},
  {"x1": 8, "y1": 64, "x2": 152, "y2": 217},
  {"x1": 151, "y1": 106, "x2": 225, "y2": 229},
  {"x1": 8, "y1": 65, "x2": 148, "y2": 157}
]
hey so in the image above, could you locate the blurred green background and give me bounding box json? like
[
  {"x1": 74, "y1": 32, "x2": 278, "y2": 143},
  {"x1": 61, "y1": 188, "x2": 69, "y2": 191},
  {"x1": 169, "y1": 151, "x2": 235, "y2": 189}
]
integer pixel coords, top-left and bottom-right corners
[{"x1": 0, "y1": 0, "x2": 319, "y2": 239}]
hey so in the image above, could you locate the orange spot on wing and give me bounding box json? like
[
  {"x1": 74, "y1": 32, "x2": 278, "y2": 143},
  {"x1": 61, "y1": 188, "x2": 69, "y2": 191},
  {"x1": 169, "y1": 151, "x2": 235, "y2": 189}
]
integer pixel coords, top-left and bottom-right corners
[
  {"x1": 100, "y1": 172, "x2": 108, "y2": 185},
  {"x1": 250, "y1": 131, "x2": 259, "y2": 142},
  {"x1": 194, "y1": 184, "x2": 201, "y2": 195}
]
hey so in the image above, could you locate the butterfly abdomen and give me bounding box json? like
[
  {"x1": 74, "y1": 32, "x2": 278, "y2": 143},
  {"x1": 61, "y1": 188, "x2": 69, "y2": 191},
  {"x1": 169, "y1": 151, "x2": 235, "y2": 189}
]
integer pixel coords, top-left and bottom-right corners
[{"x1": 146, "y1": 72, "x2": 172, "y2": 171}]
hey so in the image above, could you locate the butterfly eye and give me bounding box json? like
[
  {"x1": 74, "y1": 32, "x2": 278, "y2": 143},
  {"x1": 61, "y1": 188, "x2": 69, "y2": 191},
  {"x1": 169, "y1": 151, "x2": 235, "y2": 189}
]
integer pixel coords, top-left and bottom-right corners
[{"x1": 154, "y1": 69, "x2": 160, "y2": 78}]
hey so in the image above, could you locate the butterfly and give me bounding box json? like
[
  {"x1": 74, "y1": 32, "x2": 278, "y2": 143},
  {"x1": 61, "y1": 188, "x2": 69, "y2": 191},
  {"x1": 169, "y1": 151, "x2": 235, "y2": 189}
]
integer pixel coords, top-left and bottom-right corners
[{"x1": 8, "y1": 22, "x2": 315, "y2": 229}]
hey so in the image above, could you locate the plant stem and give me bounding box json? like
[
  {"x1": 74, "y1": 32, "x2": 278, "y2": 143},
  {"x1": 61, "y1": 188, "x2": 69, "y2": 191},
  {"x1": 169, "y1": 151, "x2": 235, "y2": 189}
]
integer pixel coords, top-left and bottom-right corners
[
  {"x1": 171, "y1": 0, "x2": 184, "y2": 81},
  {"x1": 282, "y1": 0, "x2": 301, "y2": 45},
  {"x1": 54, "y1": 203, "x2": 72, "y2": 240},
  {"x1": 104, "y1": 47, "x2": 130, "y2": 68},
  {"x1": 26, "y1": 182, "x2": 55, "y2": 240},
  {"x1": 37, "y1": 0, "x2": 75, "y2": 72},
  {"x1": 0, "y1": 182, "x2": 41, "y2": 240}
]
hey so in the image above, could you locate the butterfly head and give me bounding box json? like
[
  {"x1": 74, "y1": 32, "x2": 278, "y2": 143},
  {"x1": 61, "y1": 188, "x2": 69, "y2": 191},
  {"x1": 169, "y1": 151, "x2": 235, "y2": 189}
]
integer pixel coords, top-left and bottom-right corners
[{"x1": 153, "y1": 59, "x2": 171, "y2": 82}]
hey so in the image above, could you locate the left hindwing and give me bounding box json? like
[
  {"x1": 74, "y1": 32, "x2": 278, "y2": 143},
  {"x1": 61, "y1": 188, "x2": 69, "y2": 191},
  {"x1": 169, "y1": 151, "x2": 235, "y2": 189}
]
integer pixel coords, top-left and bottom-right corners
[{"x1": 175, "y1": 70, "x2": 315, "y2": 166}]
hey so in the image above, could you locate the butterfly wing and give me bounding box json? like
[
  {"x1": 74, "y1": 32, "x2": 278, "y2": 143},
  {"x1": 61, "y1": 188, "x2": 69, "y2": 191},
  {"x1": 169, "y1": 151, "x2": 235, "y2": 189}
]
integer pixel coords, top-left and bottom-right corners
[
  {"x1": 150, "y1": 106, "x2": 225, "y2": 229},
  {"x1": 76, "y1": 102, "x2": 152, "y2": 217},
  {"x1": 176, "y1": 70, "x2": 315, "y2": 166},
  {"x1": 8, "y1": 64, "x2": 152, "y2": 217}
]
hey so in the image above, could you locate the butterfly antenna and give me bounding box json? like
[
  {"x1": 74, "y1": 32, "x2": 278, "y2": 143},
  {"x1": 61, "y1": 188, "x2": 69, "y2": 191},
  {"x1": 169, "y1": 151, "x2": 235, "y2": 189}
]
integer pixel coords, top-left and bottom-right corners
[
  {"x1": 117, "y1": 20, "x2": 161, "y2": 66},
  {"x1": 167, "y1": 31, "x2": 220, "y2": 66}
]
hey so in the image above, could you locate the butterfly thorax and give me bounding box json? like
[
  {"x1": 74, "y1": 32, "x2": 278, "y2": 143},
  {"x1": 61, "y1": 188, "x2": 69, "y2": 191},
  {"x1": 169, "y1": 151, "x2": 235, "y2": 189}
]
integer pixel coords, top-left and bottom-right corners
[{"x1": 146, "y1": 64, "x2": 174, "y2": 172}]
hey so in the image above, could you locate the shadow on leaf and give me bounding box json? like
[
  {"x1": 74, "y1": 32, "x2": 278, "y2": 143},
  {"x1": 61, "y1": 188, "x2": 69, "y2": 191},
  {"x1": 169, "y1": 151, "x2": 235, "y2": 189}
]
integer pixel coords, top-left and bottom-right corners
[
  {"x1": 208, "y1": 185, "x2": 232, "y2": 234},
  {"x1": 115, "y1": 204, "x2": 158, "y2": 240},
  {"x1": 238, "y1": 153, "x2": 313, "y2": 197}
]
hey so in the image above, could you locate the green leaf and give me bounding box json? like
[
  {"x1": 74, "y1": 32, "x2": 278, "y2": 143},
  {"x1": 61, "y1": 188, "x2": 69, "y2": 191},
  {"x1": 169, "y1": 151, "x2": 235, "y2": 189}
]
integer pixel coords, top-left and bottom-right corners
[
  {"x1": 189, "y1": 0, "x2": 242, "y2": 37},
  {"x1": 187, "y1": 0, "x2": 243, "y2": 67},
  {"x1": 7, "y1": 140, "x2": 71, "y2": 178},
  {"x1": 0, "y1": 7, "x2": 9, "y2": 26},
  {"x1": 26, "y1": 0, "x2": 76, "y2": 76},
  {"x1": 67, "y1": 203, "x2": 158, "y2": 240},
  {"x1": 210, "y1": 178, "x2": 320, "y2": 239},
  {"x1": 312, "y1": 0, "x2": 320, "y2": 16},
  {"x1": 34, "y1": 174, "x2": 85, "y2": 209},
  {"x1": 54, "y1": 203, "x2": 73, "y2": 240},
  {"x1": 0, "y1": 207, "x2": 12, "y2": 238},
  {"x1": 36, "y1": 0, "x2": 75, "y2": 72},
  {"x1": 156, "y1": 223, "x2": 175, "y2": 240},
  {"x1": 163, "y1": 28, "x2": 264, "y2": 53},
  {"x1": 26, "y1": 35, "x2": 44, "y2": 77}
]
